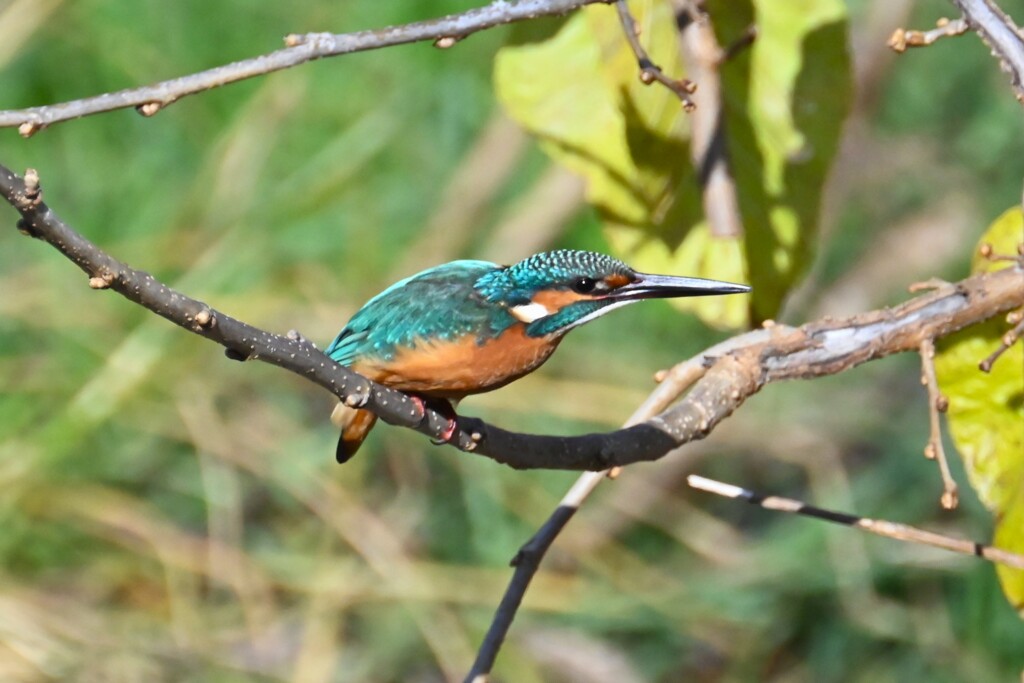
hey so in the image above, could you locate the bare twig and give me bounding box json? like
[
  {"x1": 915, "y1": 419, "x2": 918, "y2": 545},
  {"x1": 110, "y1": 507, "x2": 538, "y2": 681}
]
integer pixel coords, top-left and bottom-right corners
[
  {"x1": 0, "y1": 0, "x2": 612, "y2": 135},
  {"x1": 979, "y1": 309, "x2": 1024, "y2": 371},
  {"x1": 687, "y1": 475, "x2": 1024, "y2": 570},
  {"x1": 888, "y1": 17, "x2": 969, "y2": 52},
  {"x1": 919, "y1": 338, "x2": 959, "y2": 509},
  {"x1": 908, "y1": 277, "x2": 954, "y2": 293},
  {"x1": 978, "y1": 241, "x2": 1024, "y2": 371},
  {"x1": 719, "y1": 24, "x2": 758, "y2": 64},
  {"x1": 615, "y1": 0, "x2": 697, "y2": 110}
]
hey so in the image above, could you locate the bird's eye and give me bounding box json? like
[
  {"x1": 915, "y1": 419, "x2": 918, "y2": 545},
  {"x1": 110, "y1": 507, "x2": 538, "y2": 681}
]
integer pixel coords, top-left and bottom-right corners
[{"x1": 572, "y1": 277, "x2": 597, "y2": 294}]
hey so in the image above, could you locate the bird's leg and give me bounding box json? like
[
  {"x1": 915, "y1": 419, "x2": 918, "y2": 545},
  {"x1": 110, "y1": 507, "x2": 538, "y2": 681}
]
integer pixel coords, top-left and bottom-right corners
[{"x1": 408, "y1": 395, "x2": 459, "y2": 445}]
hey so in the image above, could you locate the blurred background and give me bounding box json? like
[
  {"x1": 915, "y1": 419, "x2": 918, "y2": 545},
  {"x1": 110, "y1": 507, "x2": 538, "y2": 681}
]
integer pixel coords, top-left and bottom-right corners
[{"x1": 1, "y1": 0, "x2": 1022, "y2": 680}]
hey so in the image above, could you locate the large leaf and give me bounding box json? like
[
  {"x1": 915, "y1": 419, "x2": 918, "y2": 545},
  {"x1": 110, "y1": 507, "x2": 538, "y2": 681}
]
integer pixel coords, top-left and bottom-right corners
[
  {"x1": 935, "y1": 207, "x2": 1024, "y2": 615},
  {"x1": 494, "y1": 0, "x2": 851, "y2": 327}
]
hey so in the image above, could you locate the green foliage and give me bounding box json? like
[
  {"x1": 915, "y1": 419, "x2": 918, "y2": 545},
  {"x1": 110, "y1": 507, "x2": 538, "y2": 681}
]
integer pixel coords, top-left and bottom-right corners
[
  {"x1": 495, "y1": 0, "x2": 851, "y2": 328},
  {"x1": 936, "y1": 207, "x2": 1024, "y2": 615}
]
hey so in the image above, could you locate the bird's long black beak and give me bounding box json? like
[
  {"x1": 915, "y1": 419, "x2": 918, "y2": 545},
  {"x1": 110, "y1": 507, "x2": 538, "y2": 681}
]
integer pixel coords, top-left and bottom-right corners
[{"x1": 610, "y1": 273, "x2": 751, "y2": 301}]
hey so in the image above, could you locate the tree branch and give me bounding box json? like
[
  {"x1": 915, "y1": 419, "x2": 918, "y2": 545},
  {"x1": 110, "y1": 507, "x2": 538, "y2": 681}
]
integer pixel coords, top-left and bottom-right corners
[
  {"x1": 687, "y1": 474, "x2": 1024, "y2": 570},
  {"x1": 2, "y1": 163, "x2": 1022, "y2": 476},
  {"x1": 0, "y1": 0, "x2": 612, "y2": 136},
  {"x1": 950, "y1": 0, "x2": 1024, "y2": 101}
]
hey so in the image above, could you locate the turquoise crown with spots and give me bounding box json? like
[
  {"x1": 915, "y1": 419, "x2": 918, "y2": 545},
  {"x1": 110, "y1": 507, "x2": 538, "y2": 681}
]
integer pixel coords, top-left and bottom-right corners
[{"x1": 475, "y1": 249, "x2": 635, "y2": 304}]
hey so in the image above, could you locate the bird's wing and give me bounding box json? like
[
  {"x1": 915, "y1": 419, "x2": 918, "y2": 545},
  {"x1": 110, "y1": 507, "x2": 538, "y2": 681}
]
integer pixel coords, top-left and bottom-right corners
[{"x1": 326, "y1": 261, "x2": 505, "y2": 366}]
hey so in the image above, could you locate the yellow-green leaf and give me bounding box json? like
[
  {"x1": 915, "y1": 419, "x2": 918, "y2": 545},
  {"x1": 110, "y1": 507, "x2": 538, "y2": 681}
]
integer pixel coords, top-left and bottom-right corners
[
  {"x1": 935, "y1": 207, "x2": 1024, "y2": 615},
  {"x1": 494, "y1": 0, "x2": 851, "y2": 328}
]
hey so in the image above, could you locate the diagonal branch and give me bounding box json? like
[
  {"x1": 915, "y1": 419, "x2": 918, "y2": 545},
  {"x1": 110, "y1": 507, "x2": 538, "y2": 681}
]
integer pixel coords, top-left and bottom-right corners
[
  {"x1": 0, "y1": 0, "x2": 612, "y2": 136},
  {"x1": 687, "y1": 475, "x2": 1024, "y2": 570},
  {"x1": 949, "y1": 0, "x2": 1024, "y2": 101},
  {"x1": 2, "y1": 163, "x2": 1023, "y2": 475}
]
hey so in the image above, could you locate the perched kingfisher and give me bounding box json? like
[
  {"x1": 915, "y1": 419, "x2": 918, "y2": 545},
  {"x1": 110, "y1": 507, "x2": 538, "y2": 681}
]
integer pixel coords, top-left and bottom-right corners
[{"x1": 326, "y1": 249, "x2": 749, "y2": 462}]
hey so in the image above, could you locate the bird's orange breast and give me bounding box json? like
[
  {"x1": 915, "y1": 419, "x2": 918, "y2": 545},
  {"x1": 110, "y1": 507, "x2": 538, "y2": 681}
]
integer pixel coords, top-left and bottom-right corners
[{"x1": 350, "y1": 325, "x2": 561, "y2": 399}]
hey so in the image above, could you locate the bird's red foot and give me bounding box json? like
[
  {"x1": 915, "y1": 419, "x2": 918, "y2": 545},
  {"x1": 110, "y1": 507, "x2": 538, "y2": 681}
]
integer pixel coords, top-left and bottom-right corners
[
  {"x1": 410, "y1": 395, "x2": 458, "y2": 445},
  {"x1": 431, "y1": 419, "x2": 458, "y2": 445}
]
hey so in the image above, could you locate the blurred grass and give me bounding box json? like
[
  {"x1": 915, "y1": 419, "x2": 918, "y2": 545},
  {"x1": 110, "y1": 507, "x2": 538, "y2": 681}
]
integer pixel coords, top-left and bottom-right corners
[{"x1": 1, "y1": 0, "x2": 1023, "y2": 681}]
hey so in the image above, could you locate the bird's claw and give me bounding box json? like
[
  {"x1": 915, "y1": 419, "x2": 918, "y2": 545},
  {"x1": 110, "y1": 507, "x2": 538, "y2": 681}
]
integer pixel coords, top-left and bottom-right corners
[
  {"x1": 409, "y1": 395, "x2": 458, "y2": 446},
  {"x1": 430, "y1": 418, "x2": 458, "y2": 446}
]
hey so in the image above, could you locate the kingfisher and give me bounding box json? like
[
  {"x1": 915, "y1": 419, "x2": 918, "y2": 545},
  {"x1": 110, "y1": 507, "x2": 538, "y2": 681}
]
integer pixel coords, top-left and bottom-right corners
[{"x1": 326, "y1": 249, "x2": 749, "y2": 462}]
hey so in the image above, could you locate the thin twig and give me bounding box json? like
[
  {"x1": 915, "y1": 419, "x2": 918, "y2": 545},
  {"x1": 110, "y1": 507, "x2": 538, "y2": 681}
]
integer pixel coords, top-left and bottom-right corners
[
  {"x1": 977, "y1": 241, "x2": 1024, "y2": 372},
  {"x1": 919, "y1": 338, "x2": 959, "y2": 509},
  {"x1": 888, "y1": 17, "x2": 969, "y2": 52},
  {"x1": 979, "y1": 311, "x2": 1024, "y2": 372},
  {"x1": 0, "y1": 0, "x2": 612, "y2": 135},
  {"x1": 719, "y1": 24, "x2": 758, "y2": 64},
  {"x1": 615, "y1": 0, "x2": 697, "y2": 110},
  {"x1": 687, "y1": 475, "x2": 1024, "y2": 570}
]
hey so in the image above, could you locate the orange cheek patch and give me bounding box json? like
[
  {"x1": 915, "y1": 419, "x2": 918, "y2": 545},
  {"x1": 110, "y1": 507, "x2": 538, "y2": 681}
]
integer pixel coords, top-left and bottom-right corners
[
  {"x1": 604, "y1": 273, "x2": 633, "y2": 289},
  {"x1": 532, "y1": 289, "x2": 589, "y2": 309}
]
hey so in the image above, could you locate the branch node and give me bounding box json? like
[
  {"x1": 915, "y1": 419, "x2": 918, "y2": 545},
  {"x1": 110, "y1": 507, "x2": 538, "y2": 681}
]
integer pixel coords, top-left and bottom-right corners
[
  {"x1": 16, "y1": 218, "x2": 38, "y2": 238},
  {"x1": 344, "y1": 389, "x2": 368, "y2": 408},
  {"x1": 193, "y1": 308, "x2": 215, "y2": 329},
  {"x1": 979, "y1": 240, "x2": 1024, "y2": 263},
  {"x1": 88, "y1": 272, "x2": 115, "y2": 290},
  {"x1": 135, "y1": 102, "x2": 163, "y2": 117},
  {"x1": 224, "y1": 348, "x2": 250, "y2": 362},
  {"x1": 286, "y1": 329, "x2": 317, "y2": 349},
  {"x1": 18, "y1": 121, "x2": 40, "y2": 138},
  {"x1": 22, "y1": 168, "x2": 41, "y2": 205},
  {"x1": 433, "y1": 36, "x2": 461, "y2": 49},
  {"x1": 284, "y1": 33, "x2": 302, "y2": 47}
]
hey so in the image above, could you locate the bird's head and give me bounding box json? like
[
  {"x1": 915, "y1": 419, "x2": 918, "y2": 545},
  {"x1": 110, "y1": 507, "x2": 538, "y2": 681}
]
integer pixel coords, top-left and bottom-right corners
[{"x1": 474, "y1": 249, "x2": 750, "y2": 337}]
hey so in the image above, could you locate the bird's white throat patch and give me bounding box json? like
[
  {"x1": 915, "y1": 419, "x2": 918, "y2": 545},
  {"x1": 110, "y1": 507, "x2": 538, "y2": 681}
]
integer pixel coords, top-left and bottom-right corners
[{"x1": 510, "y1": 302, "x2": 551, "y2": 323}]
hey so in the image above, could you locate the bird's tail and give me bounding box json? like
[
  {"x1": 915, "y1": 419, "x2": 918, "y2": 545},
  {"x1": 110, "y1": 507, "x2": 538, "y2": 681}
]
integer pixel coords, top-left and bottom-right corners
[{"x1": 330, "y1": 402, "x2": 378, "y2": 463}]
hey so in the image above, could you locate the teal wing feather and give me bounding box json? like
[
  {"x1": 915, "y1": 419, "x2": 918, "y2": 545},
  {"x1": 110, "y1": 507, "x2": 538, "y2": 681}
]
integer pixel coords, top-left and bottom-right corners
[{"x1": 326, "y1": 261, "x2": 511, "y2": 366}]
